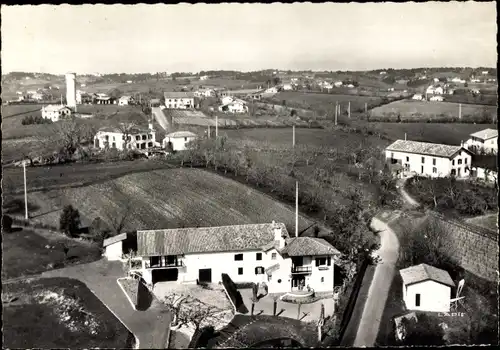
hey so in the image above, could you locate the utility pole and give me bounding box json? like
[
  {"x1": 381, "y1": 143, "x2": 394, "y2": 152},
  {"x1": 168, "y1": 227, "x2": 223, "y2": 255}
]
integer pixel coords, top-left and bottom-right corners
[
  {"x1": 207, "y1": 125, "x2": 211, "y2": 139},
  {"x1": 292, "y1": 125, "x2": 296, "y2": 147},
  {"x1": 295, "y1": 181, "x2": 299, "y2": 238},
  {"x1": 335, "y1": 102, "x2": 338, "y2": 122},
  {"x1": 364, "y1": 102, "x2": 367, "y2": 114},
  {"x1": 23, "y1": 162, "x2": 28, "y2": 220},
  {"x1": 215, "y1": 115, "x2": 219, "y2": 138},
  {"x1": 348, "y1": 101, "x2": 351, "y2": 118},
  {"x1": 405, "y1": 133, "x2": 407, "y2": 141},
  {"x1": 459, "y1": 103, "x2": 462, "y2": 119}
]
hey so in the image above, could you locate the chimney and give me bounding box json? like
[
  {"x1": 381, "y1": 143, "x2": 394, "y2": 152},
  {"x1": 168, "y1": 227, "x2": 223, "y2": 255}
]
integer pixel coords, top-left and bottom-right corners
[
  {"x1": 273, "y1": 221, "x2": 286, "y2": 249},
  {"x1": 460, "y1": 140, "x2": 463, "y2": 147},
  {"x1": 148, "y1": 123, "x2": 153, "y2": 131}
]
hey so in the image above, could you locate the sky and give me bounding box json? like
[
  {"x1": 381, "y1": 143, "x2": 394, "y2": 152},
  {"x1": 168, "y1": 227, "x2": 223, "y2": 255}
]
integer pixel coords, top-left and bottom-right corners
[{"x1": 1, "y1": 2, "x2": 497, "y2": 74}]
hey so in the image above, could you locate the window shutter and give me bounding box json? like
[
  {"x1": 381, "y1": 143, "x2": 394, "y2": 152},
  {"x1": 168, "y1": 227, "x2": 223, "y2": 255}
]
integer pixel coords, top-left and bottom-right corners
[
  {"x1": 315, "y1": 258, "x2": 320, "y2": 267},
  {"x1": 255, "y1": 267, "x2": 258, "y2": 275}
]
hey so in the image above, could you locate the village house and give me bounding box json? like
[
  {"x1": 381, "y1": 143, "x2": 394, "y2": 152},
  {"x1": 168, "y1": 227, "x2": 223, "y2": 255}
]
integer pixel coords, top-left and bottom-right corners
[
  {"x1": 429, "y1": 95, "x2": 444, "y2": 102},
  {"x1": 118, "y1": 95, "x2": 134, "y2": 106},
  {"x1": 93, "y1": 123, "x2": 157, "y2": 151},
  {"x1": 163, "y1": 91, "x2": 195, "y2": 109},
  {"x1": 282, "y1": 83, "x2": 293, "y2": 91},
  {"x1": 194, "y1": 88, "x2": 216, "y2": 98},
  {"x1": 93, "y1": 93, "x2": 117, "y2": 105},
  {"x1": 41, "y1": 104, "x2": 72, "y2": 122},
  {"x1": 162, "y1": 131, "x2": 198, "y2": 151},
  {"x1": 106, "y1": 222, "x2": 341, "y2": 294},
  {"x1": 347, "y1": 84, "x2": 355, "y2": 88},
  {"x1": 385, "y1": 139, "x2": 473, "y2": 178},
  {"x1": 400, "y1": 263, "x2": 455, "y2": 313},
  {"x1": 264, "y1": 86, "x2": 279, "y2": 94},
  {"x1": 426, "y1": 85, "x2": 444, "y2": 95},
  {"x1": 463, "y1": 128, "x2": 498, "y2": 154},
  {"x1": 219, "y1": 98, "x2": 248, "y2": 114},
  {"x1": 220, "y1": 95, "x2": 235, "y2": 105},
  {"x1": 333, "y1": 81, "x2": 343, "y2": 87},
  {"x1": 412, "y1": 93, "x2": 424, "y2": 101}
]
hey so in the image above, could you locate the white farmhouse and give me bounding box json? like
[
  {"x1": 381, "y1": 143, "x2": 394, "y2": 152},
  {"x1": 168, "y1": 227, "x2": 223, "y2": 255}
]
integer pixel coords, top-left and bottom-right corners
[
  {"x1": 131, "y1": 222, "x2": 341, "y2": 294},
  {"x1": 282, "y1": 83, "x2": 293, "y2": 91},
  {"x1": 386, "y1": 140, "x2": 473, "y2": 178},
  {"x1": 220, "y1": 96, "x2": 235, "y2": 105},
  {"x1": 118, "y1": 95, "x2": 134, "y2": 106},
  {"x1": 429, "y1": 95, "x2": 444, "y2": 102},
  {"x1": 463, "y1": 128, "x2": 498, "y2": 154},
  {"x1": 194, "y1": 88, "x2": 216, "y2": 98},
  {"x1": 400, "y1": 263, "x2": 455, "y2": 313},
  {"x1": 426, "y1": 85, "x2": 444, "y2": 95},
  {"x1": 164, "y1": 91, "x2": 195, "y2": 109},
  {"x1": 219, "y1": 99, "x2": 248, "y2": 114},
  {"x1": 412, "y1": 94, "x2": 423, "y2": 101},
  {"x1": 265, "y1": 86, "x2": 279, "y2": 94},
  {"x1": 41, "y1": 105, "x2": 72, "y2": 122},
  {"x1": 93, "y1": 123, "x2": 157, "y2": 151},
  {"x1": 103, "y1": 233, "x2": 136, "y2": 261},
  {"x1": 347, "y1": 84, "x2": 355, "y2": 88},
  {"x1": 162, "y1": 131, "x2": 198, "y2": 151},
  {"x1": 334, "y1": 81, "x2": 343, "y2": 87}
]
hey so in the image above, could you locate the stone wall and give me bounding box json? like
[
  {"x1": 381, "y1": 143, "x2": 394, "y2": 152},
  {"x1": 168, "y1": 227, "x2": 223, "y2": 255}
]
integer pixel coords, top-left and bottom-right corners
[{"x1": 426, "y1": 210, "x2": 498, "y2": 282}]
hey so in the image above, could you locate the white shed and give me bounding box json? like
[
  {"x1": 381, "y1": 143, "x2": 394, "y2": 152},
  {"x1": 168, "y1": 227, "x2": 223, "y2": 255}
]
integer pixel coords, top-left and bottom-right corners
[
  {"x1": 103, "y1": 233, "x2": 129, "y2": 261},
  {"x1": 400, "y1": 263, "x2": 455, "y2": 313}
]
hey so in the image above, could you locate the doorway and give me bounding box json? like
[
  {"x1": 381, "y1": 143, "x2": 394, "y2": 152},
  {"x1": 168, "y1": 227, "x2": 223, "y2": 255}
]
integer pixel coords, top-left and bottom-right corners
[{"x1": 198, "y1": 268, "x2": 212, "y2": 283}]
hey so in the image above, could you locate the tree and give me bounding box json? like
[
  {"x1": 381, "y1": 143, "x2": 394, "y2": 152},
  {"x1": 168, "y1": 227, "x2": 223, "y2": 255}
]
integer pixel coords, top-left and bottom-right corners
[
  {"x1": 399, "y1": 313, "x2": 445, "y2": 345},
  {"x1": 89, "y1": 216, "x2": 112, "y2": 244},
  {"x1": 59, "y1": 205, "x2": 81, "y2": 237},
  {"x1": 101, "y1": 185, "x2": 136, "y2": 236},
  {"x1": 2, "y1": 215, "x2": 13, "y2": 232},
  {"x1": 164, "y1": 294, "x2": 225, "y2": 333},
  {"x1": 122, "y1": 249, "x2": 138, "y2": 277},
  {"x1": 273, "y1": 77, "x2": 281, "y2": 86},
  {"x1": 118, "y1": 122, "x2": 137, "y2": 150}
]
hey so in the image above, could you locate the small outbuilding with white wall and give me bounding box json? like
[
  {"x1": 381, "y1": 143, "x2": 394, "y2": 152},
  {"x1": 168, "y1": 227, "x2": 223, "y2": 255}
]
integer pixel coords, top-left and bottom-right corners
[
  {"x1": 103, "y1": 232, "x2": 137, "y2": 261},
  {"x1": 400, "y1": 263, "x2": 455, "y2": 313},
  {"x1": 162, "y1": 131, "x2": 198, "y2": 151}
]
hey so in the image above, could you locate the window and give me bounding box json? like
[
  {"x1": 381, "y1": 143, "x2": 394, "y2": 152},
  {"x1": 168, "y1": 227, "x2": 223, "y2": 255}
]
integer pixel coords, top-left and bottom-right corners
[
  {"x1": 421, "y1": 166, "x2": 424, "y2": 174},
  {"x1": 465, "y1": 158, "x2": 467, "y2": 164},
  {"x1": 136, "y1": 135, "x2": 140, "y2": 141},
  {"x1": 432, "y1": 167, "x2": 437, "y2": 173},
  {"x1": 112, "y1": 136, "x2": 115, "y2": 141},
  {"x1": 255, "y1": 267, "x2": 264, "y2": 275},
  {"x1": 148, "y1": 142, "x2": 153, "y2": 147},
  {"x1": 256, "y1": 253, "x2": 262, "y2": 261},
  {"x1": 406, "y1": 156, "x2": 409, "y2": 162},
  {"x1": 142, "y1": 135, "x2": 147, "y2": 140},
  {"x1": 421, "y1": 157, "x2": 425, "y2": 163},
  {"x1": 277, "y1": 279, "x2": 282, "y2": 283},
  {"x1": 267, "y1": 274, "x2": 271, "y2": 282},
  {"x1": 184, "y1": 137, "x2": 188, "y2": 142},
  {"x1": 315, "y1": 257, "x2": 331, "y2": 266},
  {"x1": 234, "y1": 254, "x2": 243, "y2": 261},
  {"x1": 415, "y1": 293, "x2": 421, "y2": 307},
  {"x1": 321, "y1": 277, "x2": 324, "y2": 283},
  {"x1": 452, "y1": 160, "x2": 455, "y2": 166},
  {"x1": 148, "y1": 134, "x2": 152, "y2": 139},
  {"x1": 271, "y1": 253, "x2": 277, "y2": 260},
  {"x1": 458, "y1": 159, "x2": 462, "y2": 165},
  {"x1": 391, "y1": 152, "x2": 394, "y2": 158},
  {"x1": 432, "y1": 158, "x2": 436, "y2": 166},
  {"x1": 238, "y1": 267, "x2": 243, "y2": 275}
]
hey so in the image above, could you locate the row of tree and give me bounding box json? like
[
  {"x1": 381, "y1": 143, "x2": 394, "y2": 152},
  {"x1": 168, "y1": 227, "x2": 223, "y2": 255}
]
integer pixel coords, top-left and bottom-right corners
[{"x1": 21, "y1": 115, "x2": 53, "y2": 125}]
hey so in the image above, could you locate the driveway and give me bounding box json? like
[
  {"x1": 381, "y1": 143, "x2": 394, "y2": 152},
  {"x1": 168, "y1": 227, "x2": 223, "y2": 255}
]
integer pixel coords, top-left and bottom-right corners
[
  {"x1": 397, "y1": 177, "x2": 420, "y2": 208},
  {"x1": 41, "y1": 259, "x2": 171, "y2": 349},
  {"x1": 239, "y1": 289, "x2": 335, "y2": 322},
  {"x1": 352, "y1": 217, "x2": 400, "y2": 347}
]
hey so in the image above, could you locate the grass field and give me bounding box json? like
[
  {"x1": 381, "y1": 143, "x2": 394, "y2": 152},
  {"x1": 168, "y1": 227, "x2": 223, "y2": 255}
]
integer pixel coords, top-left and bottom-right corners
[
  {"x1": 362, "y1": 122, "x2": 498, "y2": 145},
  {"x1": 8, "y1": 168, "x2": 318, "y2": 236},
  {"x1": 1, "y1": 227, "x2": 101, "y2": 280},
  {"x1": 270, "y1": 91, "x2": 382, "y2": 113},
  {"x1": 2, "y1": 277, "x2": 131, "y2": 348},
  {"x1": 370, "y1": 100, "x2": 497, "y2": 119}
]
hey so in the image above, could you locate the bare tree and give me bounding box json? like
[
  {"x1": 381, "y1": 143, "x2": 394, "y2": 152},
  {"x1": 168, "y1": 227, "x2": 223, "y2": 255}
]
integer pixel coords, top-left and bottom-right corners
[
  {"x1": 117, "y1": 122, "x2": 137, "y2": 150},
  {"x1": 164, "y1": 294, "x2": 225, "y2": 333},
  {"x1": 101, "y1": 183, "x2": 136, "y2": 236}
]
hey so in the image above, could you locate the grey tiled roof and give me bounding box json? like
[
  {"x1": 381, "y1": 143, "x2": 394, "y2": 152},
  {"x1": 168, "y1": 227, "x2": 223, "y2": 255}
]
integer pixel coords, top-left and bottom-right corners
[
  {"x1": 280, "y1": 237, "x2": 341, "y2": 256},
  {"x1": 386, "y1": 140, "x2": 465, "y2": 158},
  {"x1": 399, "y1": 263, "x2": 455, "y2": 287},
  {"x1": 470, "y1": 128, "x2": 498, "y2": 140},
  {"x1": 103, "y1": 232, "x2": 128, "y2": 247},
  {"x1": 164, "y1": 91, "x2": 195, "y2": 99},
  {"x1": 137, "y1": 222, "x2": 289, "y2": 256}
]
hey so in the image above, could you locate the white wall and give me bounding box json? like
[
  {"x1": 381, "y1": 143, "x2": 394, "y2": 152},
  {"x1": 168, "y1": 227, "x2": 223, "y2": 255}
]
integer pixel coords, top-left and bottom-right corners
[
  {"x1": 386, "y1": 150, "x2": 471, "y2": 178},
  {"x1": 464, "y1": 137, "x2": 498, "y2": 154},
  {"x1": 94, "y1": 131, "x2": 156, "y2": 151},
  {"x1": 163, "y1": 136, "x2": 197, "y2": 151},
  {"x1": 164, "y1": 97, "x2": 194, "y2": 109},
  {"x1": 403, "y1": 280, "x2": 451, "y2": 312},
  {"x1": 473, "y1": 167, "x2": 498, "y2": 183},
  {"x1": 105, "y1": 241, "x2": 123, "y2": 261}
]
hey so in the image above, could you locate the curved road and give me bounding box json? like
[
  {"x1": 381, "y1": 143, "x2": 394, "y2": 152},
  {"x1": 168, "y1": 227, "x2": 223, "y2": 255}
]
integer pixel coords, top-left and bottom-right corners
[{"x1": 352, "y1": 217, "x2": 400, "y2": 347}]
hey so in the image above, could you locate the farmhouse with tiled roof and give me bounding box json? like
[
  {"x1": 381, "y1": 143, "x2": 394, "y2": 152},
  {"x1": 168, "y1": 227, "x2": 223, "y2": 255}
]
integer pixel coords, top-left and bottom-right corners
[
  {"x1": 385, "y1": 139, "x2": 473, "y2": 178},
  {"x1": 105, "y1": 221, "x2": 341, "y2": 294},
  {"x1": 463, "y1": 128, "x2": 498, "y2": 155}
]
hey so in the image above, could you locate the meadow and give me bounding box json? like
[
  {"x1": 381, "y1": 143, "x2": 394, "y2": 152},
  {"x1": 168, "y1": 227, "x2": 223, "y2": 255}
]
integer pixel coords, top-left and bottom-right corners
[
  {"x1": 8, "y1": 168, "x2": 318, "y2": 236},
  {"x1": 369, "y1": 99, "x2": 497, "y2": 121}
]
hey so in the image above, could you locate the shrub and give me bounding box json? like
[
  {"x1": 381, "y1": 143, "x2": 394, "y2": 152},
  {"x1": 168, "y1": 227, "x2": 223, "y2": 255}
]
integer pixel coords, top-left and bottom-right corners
[
  {"x1": 59, "y1": 205, "x2": 81, "y2": 237},
  {"x1": 89, "y1": 217, "x2": 111, "y2": 244},
  {"x1": 2, "y1": 215, "x2": 13, "y2": 232}
]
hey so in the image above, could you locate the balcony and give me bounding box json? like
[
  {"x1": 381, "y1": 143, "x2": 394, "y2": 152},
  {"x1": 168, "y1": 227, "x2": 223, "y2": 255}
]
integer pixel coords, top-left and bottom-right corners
[
  {"x1": 291, "y1": 266, "x2": 312, "y2": 274},
  {"x1": 145, "y1": 259, "x2": 184, "y2": 269}
]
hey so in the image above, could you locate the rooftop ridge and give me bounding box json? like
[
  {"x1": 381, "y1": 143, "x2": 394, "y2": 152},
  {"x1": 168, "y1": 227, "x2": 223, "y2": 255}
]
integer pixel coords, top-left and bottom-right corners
[{"x1": 137, "y1": 221, "x2": 287, "y2": 233}]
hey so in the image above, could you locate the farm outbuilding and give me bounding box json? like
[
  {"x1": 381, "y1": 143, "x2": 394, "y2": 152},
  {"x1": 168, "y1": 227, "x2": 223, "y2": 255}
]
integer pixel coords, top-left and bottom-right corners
[
  {"x1": 103, "y1": 232, "x2": 137, "y2": 261},
  {"x1": 400, "y1": 263, "x2": 455, "y2": 313},
  {"x1": 162, "y1": 131, "x2": 198, "y2": 151}
]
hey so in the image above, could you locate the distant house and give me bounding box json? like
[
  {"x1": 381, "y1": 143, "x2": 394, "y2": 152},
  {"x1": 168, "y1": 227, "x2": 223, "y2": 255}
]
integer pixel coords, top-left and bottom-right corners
[
  {"x1": 429, "y1": 95, "x2": 444, "y2": 102},
  {"x1": 94, "y1": 93, "x2": 117, "y2": 105},
  {"x1": 347, "y1": 84, "x2": 355, "y2": 88},
  {"x1": 433, "y1": 78, "x2": 440, "y2": 83},
  {"x1": 118, "y1": 95, "x2": 134, "y2": 106},
  {"x1": 412, "y1": 94, "x2": 423, "y2": 101},
  {"x1": 426, "y1": 85, "x2": 444, "y2": 95},
  {"x1": 333, "y1": 81, "x2": 343, "y2": 87},
  {"x1": 199, "y1": 75, "x2": 210, "y2": 81},
  {"x1": 386, "y1": 139, "x2": 473, "y2": 178},
  {"x1": 221, "y1": 95, "x2": 235, "y2": 105},
  {"x1": 470, "y1": 88, "x2": 480, "y2": 95},
  {"x1": 265, "y1": 86, "x2": 279, "y2": 94},
  {"x1": 103, "y1": 232, "x2": 138, "y2": 261},
  {"x1": 470, "y1": 78, "x2": 481, "y2": 83},
  {"x1": 400, "y1": 263, "x2": 455, "y2": 313},
  {"x1": 162, "y1": 131, "x2": 198, "y2": 151},
  {"x1": 379, "y1": 71, "x2": 387, "y2": 75},
  {"x1": 93, "y1": 123, "x2": 157, "y2": 151},
  {"x1": 464, "y1": 128, "x2": 498, "y2": 154},
  {"x1": 194, "y1": 88, "x2": 216, "y2": 98},
  {"x1": 282, "y1": 83, "x2": 293, "y2": 91},
  {"x1": 126, "y1": 80, "x2": 133, "y2": 84},
  {"x1": 41, "y1": 105, "x2": 72, "y2": 122},
  {"x1": 130, "y1": 221, "x2": 341, "y2": 292},
  {"x1": 150, "y1": 98, "x2": 161, "y2": 107},
  {"x1": 219, "y1": 99, "x2": 248, "y2": 114},
  {"x1": 164, "y1": 91, "x2": 195, "y2": 109}
]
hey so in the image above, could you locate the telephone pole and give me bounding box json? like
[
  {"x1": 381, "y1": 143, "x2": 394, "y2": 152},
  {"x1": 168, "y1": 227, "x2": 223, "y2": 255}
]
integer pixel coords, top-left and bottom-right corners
[
  {"x1": 292, "y1": 125, "x2": 296, "y2": 147},
  {"x1": 348, "y1": 101, "x2": 351, "y2": 118},
  {"x1": 23, "y1": 162, "x2": 28, "y2": 220},
  {"x1": 459, "y1": 103, "x2": 462, "y2": 119},
  {"x1": 365, "y1": 102, "x2": 367, "y2": 114},
  {"x1": 215, "y1": 115, "x2": 219, "y2": 138}
]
